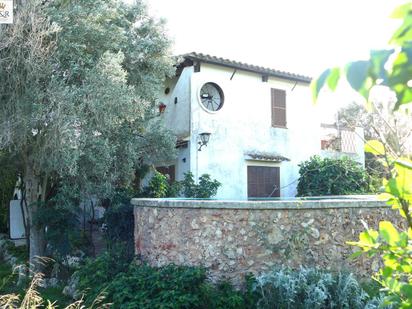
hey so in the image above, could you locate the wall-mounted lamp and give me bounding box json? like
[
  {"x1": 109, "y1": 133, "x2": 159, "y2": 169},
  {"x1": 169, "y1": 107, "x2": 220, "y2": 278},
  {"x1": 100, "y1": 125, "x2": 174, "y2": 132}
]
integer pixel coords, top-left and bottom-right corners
[
  {"x1": 158, "y1": 102, "x2": 166, "y2": 114},
  {"x1": 198, "y1": 132, "x2": 211, "y2": 151}
]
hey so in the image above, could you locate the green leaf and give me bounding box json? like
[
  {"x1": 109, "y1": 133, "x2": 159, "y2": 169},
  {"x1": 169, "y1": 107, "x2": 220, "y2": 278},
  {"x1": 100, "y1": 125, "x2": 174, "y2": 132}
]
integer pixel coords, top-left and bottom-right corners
[
  {"x1": 359, "y1": 229, "x2": 379, "y2": 245},
  {"x1": 386, "y1": 159, "x2": 412, "y2": 202},
  {"x1": 326, "y1": 67, "x2": 340, "y2": 91},
  {"x1": 346, "y1": 61, "x2": 371, "y2": 96},
  {"x1": 379, "y1": 221, "x2": 400, "y2": 246},
  {"x1": 311, "y1": 68, "x2": 331, "y2": 102},
  {"x1": 394, "y1": 86, "x2": 412, "y2": 110},
  {"x1": 382, "y1": 266, "x2": 394, "y2": 278},
  {"x1": 364, "y1": 140, "x2": 386, "y2": 155},
  {"x1": 370, "y1": 49, "x2": 394, "y2": 82},
  {"x1": 349, "y1": 250, "x2": 363, "y2": 259},
  {"x1": 401, "y1": 284, "x2": 412, "y2": 300},
  {"x1": 391, "y1": 15, "x2": 412, "y2": 45},
  {"x1": 391, "y1": 3, "x2": 412, "y2": 19},
  {"x1": 399, "y1": 231, "x2": 409, "y2": 247}
]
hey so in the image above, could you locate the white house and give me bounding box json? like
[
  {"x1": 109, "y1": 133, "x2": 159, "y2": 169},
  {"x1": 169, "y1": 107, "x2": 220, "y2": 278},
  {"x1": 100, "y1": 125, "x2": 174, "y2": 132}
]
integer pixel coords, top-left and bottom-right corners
[{"x1": 153, "y1": 52, "x2": 364, "y2": 199}]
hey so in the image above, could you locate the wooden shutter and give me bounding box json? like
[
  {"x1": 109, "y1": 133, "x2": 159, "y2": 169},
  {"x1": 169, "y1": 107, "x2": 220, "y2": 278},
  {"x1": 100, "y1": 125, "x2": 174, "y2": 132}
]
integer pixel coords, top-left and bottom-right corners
[
  {"x1": 271, "y1": 88, "x2": 286, "y2": 128},
  {"x1": 247, "y1": 166, "x2": 280, "y2": 198}
]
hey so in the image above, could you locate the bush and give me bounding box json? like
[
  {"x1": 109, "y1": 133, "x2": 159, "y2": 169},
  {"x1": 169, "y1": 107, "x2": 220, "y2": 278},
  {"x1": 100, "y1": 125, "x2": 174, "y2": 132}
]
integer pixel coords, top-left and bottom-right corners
[
  {"x1": 253, "y1": 267, "x2": 388, "y2": 309},
  {"x1": 102, "y1": 189, "x2": 135, "y2": 260},
  {"x1": 77, "y1": 248, "x2": 132, "y2": 306},
  {"x1": 180, "y1": 172, "x2": 221, "y2": 198},
  {"x1": 296, "y1": 156, "x2": 368, "y2": 196},
  {"x1": 144, "y1": 171, "x2": 170, "y2": 198},
  {"x1": 143, "y1": 171, "x2": 221, "y2": 199},
  {"x1": 77, "y1": 252, "x2": 253, "y2": 309}
]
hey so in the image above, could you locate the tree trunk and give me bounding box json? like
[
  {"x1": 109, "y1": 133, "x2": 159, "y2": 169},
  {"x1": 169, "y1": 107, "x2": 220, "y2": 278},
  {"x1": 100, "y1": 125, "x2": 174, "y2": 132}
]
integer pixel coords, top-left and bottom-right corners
[{"x1": 24, "y1": 164, "x2": 45, "y2": 272}]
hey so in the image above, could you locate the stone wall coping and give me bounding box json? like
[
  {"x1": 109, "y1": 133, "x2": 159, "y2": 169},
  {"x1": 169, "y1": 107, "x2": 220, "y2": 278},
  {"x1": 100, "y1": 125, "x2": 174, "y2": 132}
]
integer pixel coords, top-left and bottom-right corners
[{"x1": 131, "y1": 195, "x2": 388, "y2": 210}]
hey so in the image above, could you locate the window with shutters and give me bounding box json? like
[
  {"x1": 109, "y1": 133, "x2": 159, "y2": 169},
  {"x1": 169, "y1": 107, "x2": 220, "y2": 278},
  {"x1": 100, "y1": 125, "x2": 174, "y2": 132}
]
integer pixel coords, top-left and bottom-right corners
[
  {"x1": 247, "y1": 166, "x2": 280, "y2": 198},
  {"x1": 271, "y1": 88, "x2": 287, "y2": 128}
]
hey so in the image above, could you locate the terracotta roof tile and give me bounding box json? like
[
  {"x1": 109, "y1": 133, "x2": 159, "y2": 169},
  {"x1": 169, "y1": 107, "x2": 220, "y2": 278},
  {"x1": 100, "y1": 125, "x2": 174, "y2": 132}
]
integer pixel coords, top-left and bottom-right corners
[
  {"x1": 245, "y1": 152, "x2": 290, "y2": 162},
  {"x1": 180, "y1": 52, "x2": 312, "y2": 83}
]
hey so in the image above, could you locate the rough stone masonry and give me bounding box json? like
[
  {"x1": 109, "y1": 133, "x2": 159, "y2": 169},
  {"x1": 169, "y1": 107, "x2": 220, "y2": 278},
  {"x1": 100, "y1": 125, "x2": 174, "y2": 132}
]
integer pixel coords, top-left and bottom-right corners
[{"x1": 132, "y1": 197, "x2": 404, "y2": 286}]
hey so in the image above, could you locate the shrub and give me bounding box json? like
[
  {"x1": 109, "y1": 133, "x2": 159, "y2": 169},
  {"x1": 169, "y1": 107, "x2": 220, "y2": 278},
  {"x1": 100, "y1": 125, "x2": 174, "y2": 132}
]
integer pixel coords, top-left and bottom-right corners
[
  {"x1": 35, "y1": 203, "x2": 82, "y2": 262},
  {"x1": 181, "y1": 172, "x2": 221, "y2": 198},
  {"x1": 77, "y1": 252, "x2": 253, "y2": 309},
  {"x1": 143, "y1": 171, "x2": 221, "y2": 198},
  {"x1": 253, "y1": 267, "x2": 388, "y2": 309},
  {"x1": 348, "y1": 159, "x2": 412, "y2": 308},
  {"x1": 144, "y1": 171, "x2": 169, "y2": 198},
  {"x1": 77, "y1": 249, "x2": 131, "y2": 306},
  {"x1": 296, "y1": 156, "x2": 368, "y2": 196},
  {"x1": 103, "y1": 189, "x2": 135, "y2": 260}
]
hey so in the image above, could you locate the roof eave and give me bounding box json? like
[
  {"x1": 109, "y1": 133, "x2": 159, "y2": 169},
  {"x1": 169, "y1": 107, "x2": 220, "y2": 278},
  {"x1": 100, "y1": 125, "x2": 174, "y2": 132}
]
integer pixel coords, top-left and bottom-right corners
[{"x1": 183, "y1": 55, "x2": 312, "y2": 84}]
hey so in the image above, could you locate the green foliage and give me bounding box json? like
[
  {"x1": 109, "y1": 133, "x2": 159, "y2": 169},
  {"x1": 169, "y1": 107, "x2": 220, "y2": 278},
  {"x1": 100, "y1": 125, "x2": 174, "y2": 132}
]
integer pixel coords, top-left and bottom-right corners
[
  {"x1": 0, "y1": 262, "x2": 18, "y2": 295},
  {"x1": 34, "y1": 203, "x2": 83, "y2": 262},
  {"x1": 253, "y1": 267, "x2": 387, "y2": 309},
  {"x1": 0, "y1": 272, "x2": 86, "y2": 309},
  {"x1": 102, "y1": 189, "x2": 135, "y2": 260},
  {"x1": 296, "y1": 156, "x2": 369, "y2": 196},
  {"x1": 2, "y1": 242, "x2": 28, "y2": 265},
  {"x1": 143, "y1": 171, "x2": 221, "y2": 198},
  {"x1": 77, "y1": 249, "x2": 132, "y2": 306},
  {"x1": 77, "y1": 252, "x2": 253, "y2": 309},
  {"x1": 348, "y1": 160, "x2": 412, "y2": 307},
  {"x1": 108, "y1": 264, "x2": 208, "y2": 308},
  {"x1": 181, "y1": 172, "x2": 221, "y2": 198},
  {"x1": 0, "y1": 152, "x2": 18, "y2": 234},
  {"x1": 313, "y1": 3, "x2": 412, "y2": 307},
  {"x1": 0, "y1": 0, "x2": 176, "y2": 263},
  {"x1": 145, "y1": 171, "x2": 170, "y2": 198},
  {"x1": 364, "y1": 153, "x2": 387, "y2": 193},
  {"x1": 312, "y1": 3, "x2": 412, "y2": 110}
]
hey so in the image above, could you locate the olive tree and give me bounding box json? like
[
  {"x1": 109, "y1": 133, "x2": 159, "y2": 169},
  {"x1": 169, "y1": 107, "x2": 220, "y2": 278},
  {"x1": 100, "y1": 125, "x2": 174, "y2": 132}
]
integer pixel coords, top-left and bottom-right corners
[{"x1": 0, "y1": 0, "x2": 175, "y2": 269}]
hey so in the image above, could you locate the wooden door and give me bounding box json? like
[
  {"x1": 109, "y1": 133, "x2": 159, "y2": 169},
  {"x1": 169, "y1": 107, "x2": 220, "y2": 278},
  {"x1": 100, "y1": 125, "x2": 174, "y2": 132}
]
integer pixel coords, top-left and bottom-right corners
[{"x1": 247, "y1": 166, "x2": 280, "y2": 198}]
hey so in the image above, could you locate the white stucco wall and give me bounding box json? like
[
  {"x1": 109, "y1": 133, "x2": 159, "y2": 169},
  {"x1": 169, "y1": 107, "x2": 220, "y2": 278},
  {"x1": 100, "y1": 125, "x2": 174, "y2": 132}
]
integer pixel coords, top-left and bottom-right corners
[
  {"x1": 156, "y1": 62, "x2": 365, "y2": 199},
  {"x1": 160, "y1": 67, "x2": 192, "y2": 138},
  {"x1": 154, "y1": 66, "x2": 193, "y2": 182},
  {"x1": 188, "y1": 63, "x2": 322, "y2": 198}
]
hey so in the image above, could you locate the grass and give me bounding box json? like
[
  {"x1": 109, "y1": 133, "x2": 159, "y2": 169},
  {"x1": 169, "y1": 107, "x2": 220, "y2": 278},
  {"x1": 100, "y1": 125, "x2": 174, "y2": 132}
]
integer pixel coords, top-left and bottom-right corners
[
  {"x1": 38, "y1": 286, "x2": 73, "y2": 307},
  {"x1": 0, "y1": 260, "x2": 72, "y2": 308}
]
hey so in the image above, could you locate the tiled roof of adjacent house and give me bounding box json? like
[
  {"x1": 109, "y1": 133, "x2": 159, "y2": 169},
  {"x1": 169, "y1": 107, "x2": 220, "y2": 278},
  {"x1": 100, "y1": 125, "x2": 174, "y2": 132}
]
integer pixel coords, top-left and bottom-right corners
[
  {"x1": 180, "y1": 52, "x2": 312, "y2": 83},
  {"x1": 244, "y1": 152, "x2": 290, "y2": 162}
]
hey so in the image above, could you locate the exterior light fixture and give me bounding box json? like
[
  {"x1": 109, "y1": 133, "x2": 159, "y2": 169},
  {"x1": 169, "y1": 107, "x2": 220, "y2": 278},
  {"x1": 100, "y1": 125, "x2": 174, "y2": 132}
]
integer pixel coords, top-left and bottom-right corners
[
  {"x1": 158, "y1": 102, "x2": 166, "y2": 114},
  {"x1": 198, "y1": 132, "x2": 211, "y2": 151}
]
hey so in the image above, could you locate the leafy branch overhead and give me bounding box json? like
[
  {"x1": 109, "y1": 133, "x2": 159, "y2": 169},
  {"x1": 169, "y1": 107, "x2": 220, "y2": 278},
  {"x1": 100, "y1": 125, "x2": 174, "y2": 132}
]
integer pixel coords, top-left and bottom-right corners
[{"x1": 312, "y1": 3, "x2": 412, "y2": 110}]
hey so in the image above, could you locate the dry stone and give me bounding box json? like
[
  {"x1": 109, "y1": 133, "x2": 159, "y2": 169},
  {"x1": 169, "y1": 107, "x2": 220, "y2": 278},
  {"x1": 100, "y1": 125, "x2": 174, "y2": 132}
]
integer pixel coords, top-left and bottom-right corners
[{"x1": 133, "y1": 198, "x2": 404, "y2": 285}]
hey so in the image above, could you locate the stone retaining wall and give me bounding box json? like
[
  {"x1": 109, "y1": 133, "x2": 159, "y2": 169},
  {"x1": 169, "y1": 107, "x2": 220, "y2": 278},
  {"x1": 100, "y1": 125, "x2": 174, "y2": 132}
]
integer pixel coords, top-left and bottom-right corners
[{"x1": 132, "y1": 197, "x2": 404, "y2": 285}]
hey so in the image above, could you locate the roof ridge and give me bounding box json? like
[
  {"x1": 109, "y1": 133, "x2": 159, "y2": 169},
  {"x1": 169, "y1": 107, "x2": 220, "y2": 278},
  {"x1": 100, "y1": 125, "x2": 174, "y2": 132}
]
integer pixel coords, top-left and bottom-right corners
[{"x1": 179, "y1": 52, "x2": 312, "y2": 83}]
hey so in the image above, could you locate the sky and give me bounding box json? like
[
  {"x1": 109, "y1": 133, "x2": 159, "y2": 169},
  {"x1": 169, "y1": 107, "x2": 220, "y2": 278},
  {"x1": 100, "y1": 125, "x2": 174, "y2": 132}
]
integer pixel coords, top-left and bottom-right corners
[
  {"x1": 143, "y1": 0, "x2": 404, "y2": 120},
  {"x1": 145, "y1": 0, "x2": 403, "y2": 77}
]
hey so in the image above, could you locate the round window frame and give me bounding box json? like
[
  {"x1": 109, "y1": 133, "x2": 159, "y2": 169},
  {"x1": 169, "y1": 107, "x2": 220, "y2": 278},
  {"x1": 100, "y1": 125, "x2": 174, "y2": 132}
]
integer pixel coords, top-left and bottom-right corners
[{"x1": 197, "y1": 82, "x2": 225, "y2": 113}]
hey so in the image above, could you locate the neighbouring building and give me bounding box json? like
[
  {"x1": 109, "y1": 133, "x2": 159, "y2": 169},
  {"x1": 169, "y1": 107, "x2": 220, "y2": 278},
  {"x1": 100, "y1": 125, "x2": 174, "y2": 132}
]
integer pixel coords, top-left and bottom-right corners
[{"x1": 152, "y1": 53, "x2": 364, "y2": 199}]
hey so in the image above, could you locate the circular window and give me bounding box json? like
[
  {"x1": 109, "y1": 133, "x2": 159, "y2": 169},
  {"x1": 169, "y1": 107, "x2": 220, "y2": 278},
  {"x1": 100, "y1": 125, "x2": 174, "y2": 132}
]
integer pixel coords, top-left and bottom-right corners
[{"x1": 199, "y1": 82, "x2": 224, "y2": 112}]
